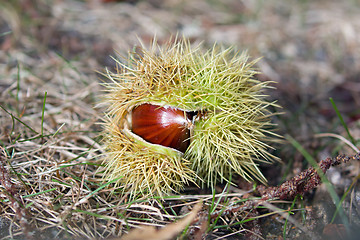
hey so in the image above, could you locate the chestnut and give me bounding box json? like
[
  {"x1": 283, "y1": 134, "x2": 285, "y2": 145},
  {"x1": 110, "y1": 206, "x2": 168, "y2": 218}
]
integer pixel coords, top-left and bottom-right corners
[
  {"x1": 101, "y1": 38, "x2": 279, "y2": 198},
  {"x1": 131, "y1": 103, "x2": 193, "y2": 153}
]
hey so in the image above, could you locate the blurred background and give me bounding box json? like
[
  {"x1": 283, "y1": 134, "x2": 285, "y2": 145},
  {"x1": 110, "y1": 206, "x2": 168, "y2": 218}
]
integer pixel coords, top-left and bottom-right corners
[
  {"x1": 2, "y1": 0, "x2": 360, "y2": 142},
  {"x1": 1, "y1": 0, "x2": 360, "y2": 239}
]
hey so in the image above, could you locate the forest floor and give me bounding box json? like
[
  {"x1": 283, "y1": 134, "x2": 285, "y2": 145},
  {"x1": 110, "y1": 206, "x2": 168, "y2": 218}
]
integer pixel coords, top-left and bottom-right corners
[{"x1": 1, "y1": 0, "x2": 360, "y2": 239}]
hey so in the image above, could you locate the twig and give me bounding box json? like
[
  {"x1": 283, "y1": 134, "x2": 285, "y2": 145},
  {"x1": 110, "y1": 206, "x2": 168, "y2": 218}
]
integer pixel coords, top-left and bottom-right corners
[{"x1": 192, "y1": 153, "x2": 360, "y2": 239}]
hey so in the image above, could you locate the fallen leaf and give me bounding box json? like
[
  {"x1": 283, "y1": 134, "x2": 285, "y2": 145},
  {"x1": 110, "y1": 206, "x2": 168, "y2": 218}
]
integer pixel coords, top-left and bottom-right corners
[{"x1": 119, "y1": 202, "x2": 202, "y2": 240}]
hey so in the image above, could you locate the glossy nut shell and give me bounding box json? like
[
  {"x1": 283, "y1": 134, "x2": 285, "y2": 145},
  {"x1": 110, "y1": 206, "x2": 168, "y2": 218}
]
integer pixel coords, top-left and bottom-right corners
[{"x1": 131, "y1": 103, "x2": 192, "y2": 153}]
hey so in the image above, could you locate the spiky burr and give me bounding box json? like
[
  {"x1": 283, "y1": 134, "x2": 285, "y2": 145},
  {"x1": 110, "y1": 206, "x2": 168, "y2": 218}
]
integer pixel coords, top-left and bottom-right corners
[{"x1": 101, "y1": 38, "x2": 279, "y2": 197}]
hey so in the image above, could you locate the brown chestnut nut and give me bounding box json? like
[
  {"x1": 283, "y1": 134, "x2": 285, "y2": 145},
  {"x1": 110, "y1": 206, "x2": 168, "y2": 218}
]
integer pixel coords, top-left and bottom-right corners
[{"x1": 131, "y1": 103, "x2": 193, "y2": 153}]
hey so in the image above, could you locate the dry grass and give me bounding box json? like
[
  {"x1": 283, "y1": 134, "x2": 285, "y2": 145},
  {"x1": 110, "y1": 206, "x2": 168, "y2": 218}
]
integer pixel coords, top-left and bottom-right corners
[{"x1": 1, "y1": 0, "x2": 360, "y2": 239}]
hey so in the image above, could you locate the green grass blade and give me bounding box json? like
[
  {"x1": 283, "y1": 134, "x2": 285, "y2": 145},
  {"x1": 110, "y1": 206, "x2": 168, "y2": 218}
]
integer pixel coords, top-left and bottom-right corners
[
  {"x1": 0, "y1": 105, "x2": 38, "y2": 134},
  {"x1": 329, "y1": 97, "x2": 356, "y2": 145},
  {"x1": 73, "y1": 209, "x2": 112, "y2": 220},
  {"x1": 331, "y1": 174, "x2": 359, "y2": 223},
  {"x1": 16, "y1": 63, "x2": 21, "y2": 105},
  {"x1": 286, "y1": 135, "x2": 350, "y2": 231},
  {"x1": 0, "y1": 30, "x2": 12, "y2": 37},
  {"x1": 23, "y1": 188, "x2": 57, "y2": 199},
  {"x1": 41, "y1": 91, "x2": 47, "y2": 137},
  {"x1": 283, "y1": 195, "x2": 297, "y2": 239},
  {"x1": 81, "y1": 176, "x2": 123, "y2": 200}
]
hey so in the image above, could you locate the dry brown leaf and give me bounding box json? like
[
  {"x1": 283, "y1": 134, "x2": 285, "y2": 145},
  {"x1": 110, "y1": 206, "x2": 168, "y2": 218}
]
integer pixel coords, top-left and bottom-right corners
[{"x1": 119, "y1": 202, "x2": 202, "y2": 240}]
